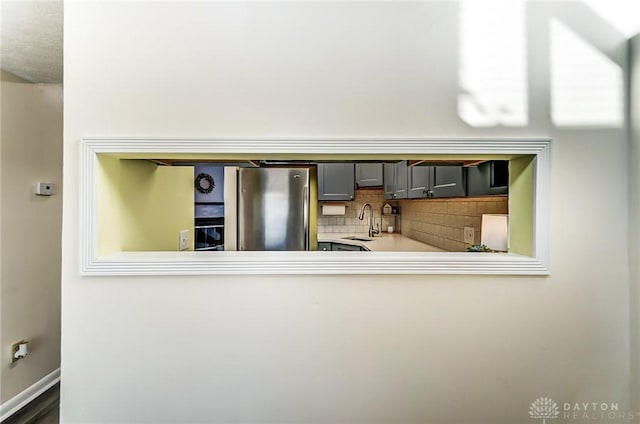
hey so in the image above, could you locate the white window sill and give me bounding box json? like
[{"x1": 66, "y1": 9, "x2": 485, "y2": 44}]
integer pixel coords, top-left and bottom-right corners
[{"x1": 85, "y1": 251, "x2": 547, "y2": 276}]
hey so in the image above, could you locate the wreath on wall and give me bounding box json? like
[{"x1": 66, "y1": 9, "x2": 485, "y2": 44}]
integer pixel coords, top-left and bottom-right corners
[{"x1": 195, "y1": 173, "x2": 215, "y2": 194}]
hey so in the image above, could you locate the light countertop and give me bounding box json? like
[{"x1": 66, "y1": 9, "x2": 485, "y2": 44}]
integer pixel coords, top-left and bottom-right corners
[{"x1": 317, "y1": 232, "x2": 445, "y2": 252}]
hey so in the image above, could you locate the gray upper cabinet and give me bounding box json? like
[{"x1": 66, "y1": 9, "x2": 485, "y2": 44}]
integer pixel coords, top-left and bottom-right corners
[
  {"x1": 384, "y1": 163, "x2": 396, "y2": 199},
  {"x1": 430, "y1": 166, "x2": 465, "y2": 197},
  {"x1": 383, "y1": 162, "x2": 408, "y2": 199},
  {"x1": 408, "y1": 165, "x2": 430, "y2": 198},
  {"x1": 317, "y1": 163, "x2": 355, "y2": 201},
  {"x1": 355, "y1": 163, "x2": 383, "y2": 187},
  {"x1": 466, "y1": 161, "x2": 509, "y2": 196},
  {"x1": 395, "y1": 161, "x2": 408, "y2": 198},
  {"x1": 408, "y1": 165, "x2": 466, "y2": 198}
]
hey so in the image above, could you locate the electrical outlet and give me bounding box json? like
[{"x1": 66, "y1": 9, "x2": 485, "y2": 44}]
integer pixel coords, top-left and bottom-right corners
[
  {"x1": 179, "y1": 230, "x2": 189, "y2": 251},
  {"x1": 11, "y1": 340, "x2": 28, "y2": 363},
  {"x1": 464, "y1": 227, "x2": 475, "y2": 244}
]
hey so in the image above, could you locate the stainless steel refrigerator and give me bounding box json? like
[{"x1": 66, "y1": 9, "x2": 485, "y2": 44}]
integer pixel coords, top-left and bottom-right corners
[{"x1": 237, "y1": 168, "x2": 310, "y2": 251}]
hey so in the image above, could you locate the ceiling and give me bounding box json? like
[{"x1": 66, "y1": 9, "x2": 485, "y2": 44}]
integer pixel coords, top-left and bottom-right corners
[{"x1": 1, "y1": 0, "x2": 63, "y2": 83}]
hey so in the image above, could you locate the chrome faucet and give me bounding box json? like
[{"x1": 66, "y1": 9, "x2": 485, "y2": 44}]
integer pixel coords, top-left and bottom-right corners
[{"x1": 358, "y1": 203, "x2": 380, "y2": 237}]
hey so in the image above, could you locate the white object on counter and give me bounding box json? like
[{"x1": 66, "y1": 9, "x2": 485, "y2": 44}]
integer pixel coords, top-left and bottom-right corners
[
  {"x1": 322, "y1": 204, "x2": 346, "y2": 216},
  {"x1": 481, "y1": 214, "x2": 508, "y2": 251}
]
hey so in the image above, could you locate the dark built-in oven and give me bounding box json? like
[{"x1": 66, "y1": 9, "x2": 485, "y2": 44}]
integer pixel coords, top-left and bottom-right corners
[{"x1": 194, "y1": 217, "x2": 224, "y2": 251}]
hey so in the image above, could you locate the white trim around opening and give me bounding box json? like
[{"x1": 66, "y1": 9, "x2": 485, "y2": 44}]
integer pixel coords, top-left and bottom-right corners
[{"x1": 79, "y1": 137, "x2": 551, "y2": 276}]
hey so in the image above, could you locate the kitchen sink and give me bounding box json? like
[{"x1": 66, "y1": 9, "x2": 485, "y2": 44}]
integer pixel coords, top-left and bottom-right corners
[{"x1": 341, "y1": 236, "x2": 372, "y2": 242}]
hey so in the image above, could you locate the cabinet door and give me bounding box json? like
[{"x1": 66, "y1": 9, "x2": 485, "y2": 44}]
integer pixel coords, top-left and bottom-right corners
[
  {"x1": 408, "y1": 165, "x2": 430, "y2": 198},
  {"x1": 394, "y1": 160, "x2": 408, "y2": 199},
  {"x1": 355, "y1": 163, "x2": 383, "y2": 187},
  {"x1": 332, "y1": 242, "x2": 364, "y2": 251},
  {"x1": 383, "y1": 163, "x2": 397, "y2": 199},
  {"x1": 429, "y1": 166, "x2": 465, "y2": 197},
  {"x1": 466, "y1": 161, "x2": 509, "y2": 196},
  {"x1": 318, "y1": 242, "x2": 332, "y2": 251},
  {"x1": 317, "y1": 163, "x2": 355, "y2": 201}
]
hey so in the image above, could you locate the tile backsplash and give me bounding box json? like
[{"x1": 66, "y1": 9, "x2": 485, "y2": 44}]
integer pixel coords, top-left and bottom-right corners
[
  {"x1": 318, "y1": 188, "x2": 397, "y2": 234},
  {"x1": 397, "y1": 196, "x2": 508, "y2": 252},
  {"x1": 318, "y1": 190, "x2": 508, "y2": 252}
]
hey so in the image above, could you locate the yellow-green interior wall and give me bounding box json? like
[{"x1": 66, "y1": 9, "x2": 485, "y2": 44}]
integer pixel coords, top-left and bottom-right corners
[
  {"x1": 509, "y1": 156, "x2": 534, "y2": 256},
  {"x1": 97, "y1": 155, "x2": 122, "y2": 256},
  {"x1": 98, "y1": 157, "x2": 195, "y2": 253}
]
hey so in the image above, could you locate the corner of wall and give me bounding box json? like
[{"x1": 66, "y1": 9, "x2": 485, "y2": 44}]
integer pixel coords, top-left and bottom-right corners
[
  {"x1": 0, "y1": 70, "x2": 30, "y2": 84},
  {"x1": 508, "y1": 156, "x2": 534, "y2": 256},
  {"x1": 97, "y1": 155, "x2": 123, "y2": 256},
  {"x1": 117, "y1": 159, "x2": 194, "y2": 252},
  {"x1": 628, "y1": 34, "x2": 640, "y2": 412}
]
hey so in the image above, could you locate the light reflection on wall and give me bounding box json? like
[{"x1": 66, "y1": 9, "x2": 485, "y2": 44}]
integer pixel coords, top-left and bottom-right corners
[
  {"x1": 458, "y1": 0, "x2": 527, "y2": 127},
  {"x1": 550, "y1": 18, "x2": 623, "y2": 128},
  {"x1": 582, "y1": 0, "x2": 640, "y2": 37}
]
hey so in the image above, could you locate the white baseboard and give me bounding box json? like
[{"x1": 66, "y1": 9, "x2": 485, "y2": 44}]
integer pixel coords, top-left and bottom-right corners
[{"x1": 0, "y1": 368, "x2": 60, "y2": 422}]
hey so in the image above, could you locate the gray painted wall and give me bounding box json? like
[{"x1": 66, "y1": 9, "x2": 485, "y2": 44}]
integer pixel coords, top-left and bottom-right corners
[{"x1": 0, "y1": 78, "x2": 62, "y2": 403}]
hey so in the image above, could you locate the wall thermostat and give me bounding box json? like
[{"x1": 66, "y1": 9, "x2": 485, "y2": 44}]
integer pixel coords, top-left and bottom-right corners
[{"x1": 35, "y1": 182, "x2": 57, "y2": 196}]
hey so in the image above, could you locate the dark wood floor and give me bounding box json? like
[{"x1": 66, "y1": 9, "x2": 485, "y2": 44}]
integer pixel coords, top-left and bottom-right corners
[{"x1": 3, "y1": 383, "x2": 59, "y2": 424}]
